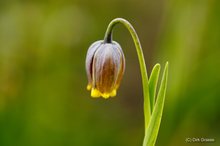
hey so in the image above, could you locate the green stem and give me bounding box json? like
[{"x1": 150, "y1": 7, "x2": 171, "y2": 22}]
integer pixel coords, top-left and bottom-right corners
[{"x1": 104, "y1": 18, "x2": 151, "y2": 131}]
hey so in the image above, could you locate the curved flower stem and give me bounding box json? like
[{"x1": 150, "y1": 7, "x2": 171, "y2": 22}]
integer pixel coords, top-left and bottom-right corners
[{"x1": 104, "y1": 18, "x2": 151, "y2": 131}]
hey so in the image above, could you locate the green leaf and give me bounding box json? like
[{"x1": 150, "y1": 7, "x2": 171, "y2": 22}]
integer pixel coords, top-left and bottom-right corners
[
  {"x1": 149, "y1": 64, "x2": 161, "y2": 113},
  {"x1": 143, "y1": 62, "x2": 168, "y2": 146}
]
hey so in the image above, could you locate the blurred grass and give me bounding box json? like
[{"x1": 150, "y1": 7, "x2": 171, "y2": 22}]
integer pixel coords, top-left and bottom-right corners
[{"x1": 0, "y1": 0, "x2": 220, "y2": 146}]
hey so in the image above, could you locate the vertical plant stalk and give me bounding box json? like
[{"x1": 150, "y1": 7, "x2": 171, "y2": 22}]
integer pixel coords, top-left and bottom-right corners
[
  {"x1": 104, "y1": 18, "x2": 151, "y2": 129},
  {"x1": 103, "y1": 18, "x2": 168, "y2": 146}
]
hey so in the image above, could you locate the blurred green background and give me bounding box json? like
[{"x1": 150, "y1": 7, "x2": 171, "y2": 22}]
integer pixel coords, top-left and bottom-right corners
[{"x1": 0, "y1": 0, "x2": 219, "y2": 146}]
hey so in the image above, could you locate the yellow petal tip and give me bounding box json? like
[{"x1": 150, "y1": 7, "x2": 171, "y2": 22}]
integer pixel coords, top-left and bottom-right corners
[
  {"x1": 102, "y1": 93, "x2": 110, "y2": 99},
  {"x1": 90, "y1": 88, "x2": 117, "y2": 99},
  {"x1": 110, "y1": 89, "x2": 117, "y2": 97},
  {"x1": 101, "y1": 90, "x2": 117, "y2": 99},
  {"x1": 87, "y1": 84, "x2": 92, "y2": 90},
  {"x1": 91, "y1": 88, "x2": 101, "y2": 98}
]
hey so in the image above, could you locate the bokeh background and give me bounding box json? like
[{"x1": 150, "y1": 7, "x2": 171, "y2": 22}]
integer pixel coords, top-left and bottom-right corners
[{"x1": 0, "y1": 0, "x2": 219, "y2": 146}]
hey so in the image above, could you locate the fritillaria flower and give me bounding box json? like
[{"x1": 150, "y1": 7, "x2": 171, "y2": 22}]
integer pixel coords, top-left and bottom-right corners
[
  {"x1": 85, "y1": 18, "x2": 169, "y2": 146},
  {"x1": 85, "y1": 40, "x2": 125, "y2": 99}
]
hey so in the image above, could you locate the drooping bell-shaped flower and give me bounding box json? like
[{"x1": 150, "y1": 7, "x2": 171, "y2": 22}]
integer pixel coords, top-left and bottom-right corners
[{"x1": 85, "y1": 40, "x2": 125, "y2": 99}]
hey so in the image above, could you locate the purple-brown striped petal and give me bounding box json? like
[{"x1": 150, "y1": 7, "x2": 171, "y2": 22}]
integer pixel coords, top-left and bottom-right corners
[
  {"x1": 86, "y1": 40, "x2": 125, "y2": 98},
  {"x1": 85, "y1": 40, "x2": 103, "y2": 90}
]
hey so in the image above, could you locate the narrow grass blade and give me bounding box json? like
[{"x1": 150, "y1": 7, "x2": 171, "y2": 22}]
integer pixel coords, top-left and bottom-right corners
[
  {"x1": 149, "y1": 64, "x2": 161, "y2": 113},
  {"x1": 143, "y1": 62, "x2": 168, "y2": 146}
]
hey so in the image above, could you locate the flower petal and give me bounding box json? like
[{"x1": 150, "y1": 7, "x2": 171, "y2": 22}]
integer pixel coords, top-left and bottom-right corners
[
  {"x1": 85, "y1": 40, "x2": 103, "y2": 89},
  {"x1": 113, "y1": 42, "x2": 125, "y2": 89},
  {"x1": 93, "y1": 43, "x2": 121, "y2": 95}
]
